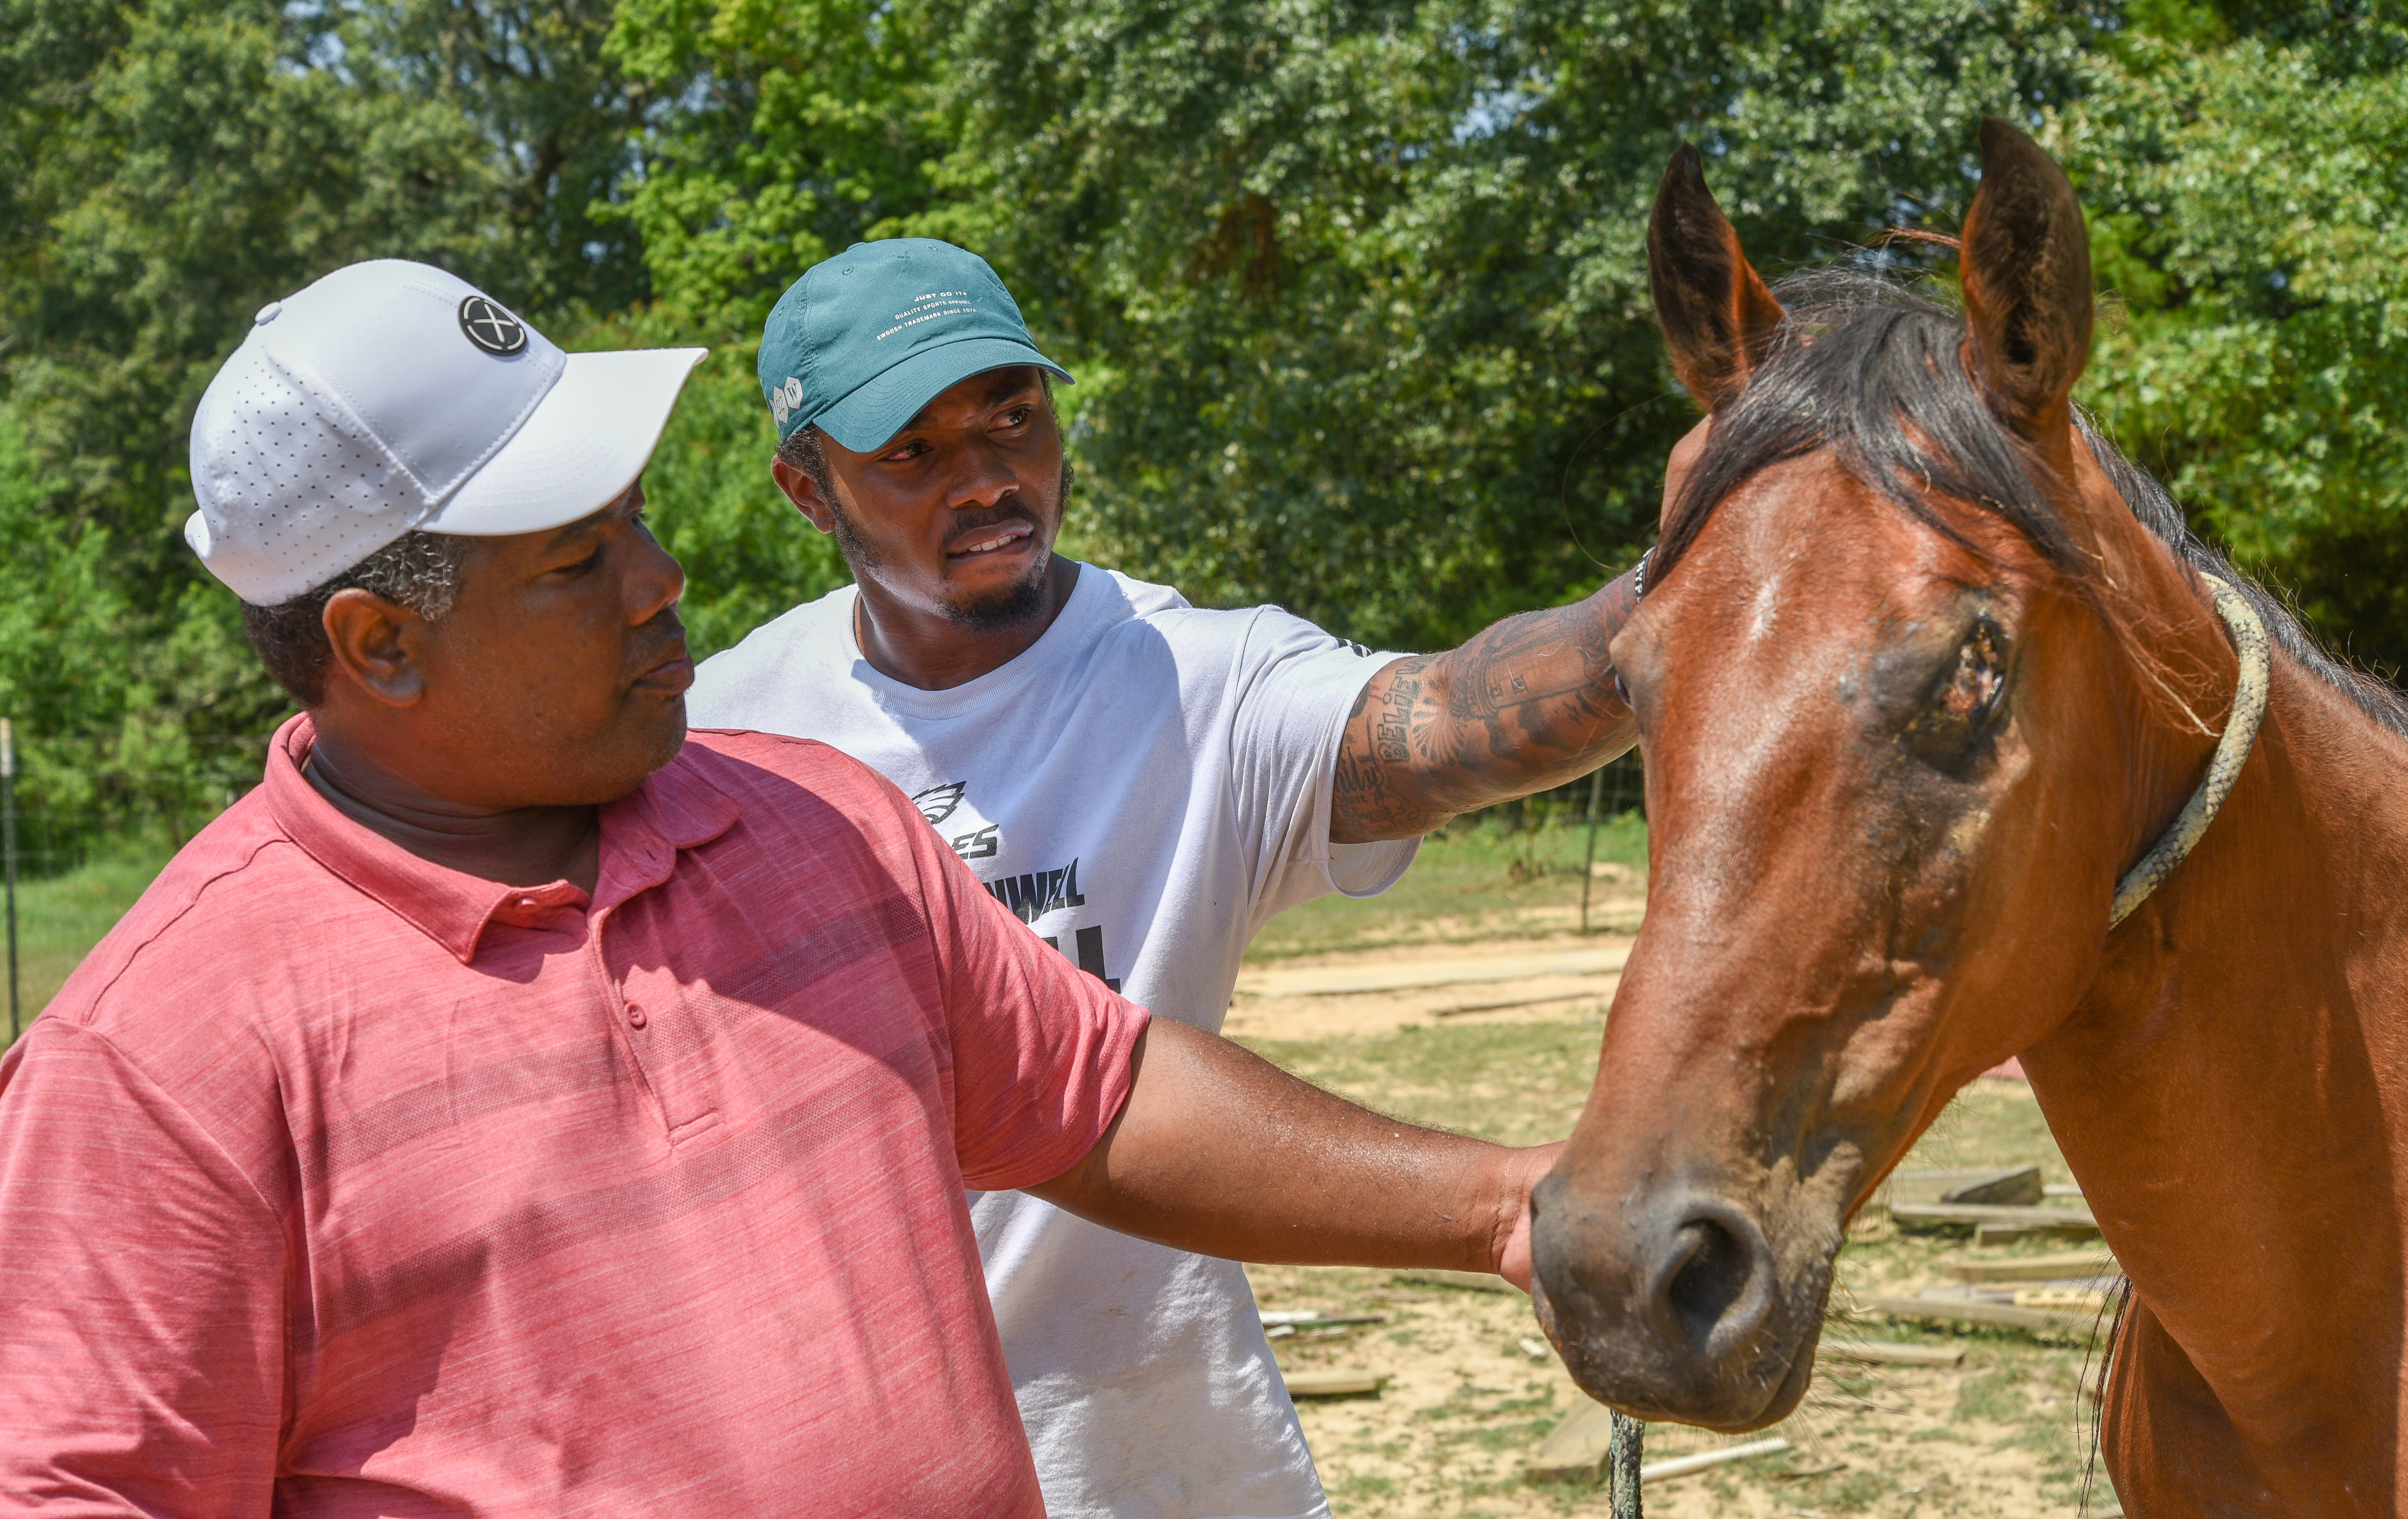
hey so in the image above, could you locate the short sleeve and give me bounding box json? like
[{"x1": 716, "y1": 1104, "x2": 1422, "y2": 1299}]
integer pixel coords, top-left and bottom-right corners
[
  {"x1": 1220, "y1": 608, "x2": 1421, "y2": 927},
  {"x1": 885, "y1": 785, "x2": 1151, "y2": 1192},
  {"x1": 0, "y1": 1024, "x2": 287, "y2": 1515}
]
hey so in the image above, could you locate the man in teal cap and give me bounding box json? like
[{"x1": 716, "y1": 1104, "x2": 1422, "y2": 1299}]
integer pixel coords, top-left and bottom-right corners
[{"x1": 690, "y1": 239, "x2": 1649, "y2": 1519}]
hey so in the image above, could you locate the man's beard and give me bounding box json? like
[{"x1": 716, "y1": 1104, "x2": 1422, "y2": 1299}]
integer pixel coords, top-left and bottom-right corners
[
  {"x1": 943, "y1": 556, "x2": 1053, "y2": 631},
  {"x1": 829, "y1": 458, "x2": 1074, "y2": 633}
]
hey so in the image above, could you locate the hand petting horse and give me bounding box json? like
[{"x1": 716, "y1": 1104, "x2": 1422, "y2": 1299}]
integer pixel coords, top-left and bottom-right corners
[{"x1": 1531, "y1": 118, "x2": 2408, "y2": 1515}]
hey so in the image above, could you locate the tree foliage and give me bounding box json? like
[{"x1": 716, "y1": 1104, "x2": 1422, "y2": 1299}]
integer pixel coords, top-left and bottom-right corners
[
  {"x1": 2066, "y1": 2, "x2": 2408, "y2": 674},
  {"x1": 0, "y1": 0, "x2": 646, "y2": 835},
  {"x1": 941, "y1": 0, "x2": 2101, "y2": 648},
  {"x1": 3, "y1": 0, "x2": 2406, "y2": 842}
]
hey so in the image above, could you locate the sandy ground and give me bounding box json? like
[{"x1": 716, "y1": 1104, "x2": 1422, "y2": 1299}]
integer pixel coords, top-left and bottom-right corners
[
  {"x1": 1227, "y1": 884, "x2": 1644, "y2": 1042},
  {"x1": 1235, "y1": 920, "x2": 2127, "y2": 1519}
]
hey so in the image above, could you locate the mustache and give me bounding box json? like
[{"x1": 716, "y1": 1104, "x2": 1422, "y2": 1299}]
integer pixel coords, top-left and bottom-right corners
[
  {"x1": 624, "y1": 608, "x2": 688, "y2": 681},
  {"x1": 946, "y1": 501, "x2": 1043, "y2": 539}
]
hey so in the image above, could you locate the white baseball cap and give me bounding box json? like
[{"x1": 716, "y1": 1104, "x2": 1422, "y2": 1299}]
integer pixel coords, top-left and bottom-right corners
[{"x1": 185, "y1": 259, "x2": 707, "y2": 605}]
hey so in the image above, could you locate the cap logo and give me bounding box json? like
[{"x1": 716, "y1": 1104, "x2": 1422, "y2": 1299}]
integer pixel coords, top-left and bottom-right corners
[
  {"x1": 770, "y1": 375, "x2": 803, "y2": 427},
  {"x1": 458, "y1": 296, "x2": 528, "y2": 356}
]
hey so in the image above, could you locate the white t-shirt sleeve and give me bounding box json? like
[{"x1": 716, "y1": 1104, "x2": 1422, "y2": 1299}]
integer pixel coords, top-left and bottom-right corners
[{"x1": 1219, "y1": 606, "x2": 1421, "y2": 929}]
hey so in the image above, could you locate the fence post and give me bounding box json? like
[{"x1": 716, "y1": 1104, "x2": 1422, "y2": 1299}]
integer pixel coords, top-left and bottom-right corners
[
  {"x1": 4, "y1": 718, "x2": 17, "y2": 1041},
  {"x1": 1579, "y1": 767, "x2": 1604, "y2": 934}
]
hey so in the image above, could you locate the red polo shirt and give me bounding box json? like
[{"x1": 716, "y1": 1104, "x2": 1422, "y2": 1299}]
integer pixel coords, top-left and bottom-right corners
[{"x1": 0, "y1": 716, "x2": 1146, "y2": 1516}]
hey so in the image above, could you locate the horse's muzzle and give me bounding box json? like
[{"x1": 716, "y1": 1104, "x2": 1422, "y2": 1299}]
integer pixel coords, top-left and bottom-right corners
[{"x1": 1528, "y1": 1170, "x2": 1818, "y2": 1431}]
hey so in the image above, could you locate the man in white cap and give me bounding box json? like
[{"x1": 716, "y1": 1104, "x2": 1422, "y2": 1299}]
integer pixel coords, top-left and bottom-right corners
[
  {"x1": 690, "y1": 239, "x2": 1647, "y2": 1519},
  {"x1": 0, "y1": 259, "x2": 1558, "y2": 1515}
]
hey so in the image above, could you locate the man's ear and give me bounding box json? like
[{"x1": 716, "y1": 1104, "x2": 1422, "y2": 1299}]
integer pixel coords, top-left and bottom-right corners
[
  {"x1": 321, "y1": 588, "x2": 428, "y2": 708},
  {"x1": 771, "y1": 458, "x2": 838, "y2": 537},
  {"x1": 1958, "y1": 117, "x2": 2093, "y2": 484},
  {"x1": 1648, "y1": 144, "x2": 1785, "y2": 411}
]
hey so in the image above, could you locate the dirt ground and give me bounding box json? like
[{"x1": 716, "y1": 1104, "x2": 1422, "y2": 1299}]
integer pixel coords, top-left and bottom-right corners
[{"x1": 1231, "y1": 903, "x2": 2127, "y2": 1519}]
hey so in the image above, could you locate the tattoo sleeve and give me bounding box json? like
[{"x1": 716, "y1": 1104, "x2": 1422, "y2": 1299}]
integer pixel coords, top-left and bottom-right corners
[{"x1": 1330, "y1": 564, "x2": 1645, "y2": 843}]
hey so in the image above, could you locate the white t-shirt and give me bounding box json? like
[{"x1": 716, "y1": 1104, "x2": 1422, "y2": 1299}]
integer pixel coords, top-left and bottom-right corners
[{"x1": 687, "y1": 565, "x2": 1417, "y2": 1519}]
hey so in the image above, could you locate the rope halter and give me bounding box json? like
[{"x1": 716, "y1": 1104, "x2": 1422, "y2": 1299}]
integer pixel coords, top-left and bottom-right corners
[{"x1": 2107, "y1": 576, "x2": 2272, "y2": 927}]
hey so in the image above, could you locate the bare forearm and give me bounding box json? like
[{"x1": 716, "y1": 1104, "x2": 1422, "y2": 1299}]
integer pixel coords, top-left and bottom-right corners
[
  {"x1": 1029, "y1": 1021, "x2": 1549, "y2": 1278},
  {"x1": 1332, "y1": 566, "x2": 1644, "y2": 843}
]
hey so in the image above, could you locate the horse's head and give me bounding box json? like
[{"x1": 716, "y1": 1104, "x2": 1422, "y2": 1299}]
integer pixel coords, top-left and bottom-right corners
[{"x1": 1530, "y1": 122, "x2": 2236, "y2": 1428}]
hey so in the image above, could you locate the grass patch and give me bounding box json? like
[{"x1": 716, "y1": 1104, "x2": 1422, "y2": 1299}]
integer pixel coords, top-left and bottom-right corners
[
  {"x1": 1246, "y1": 810, "x2": 1647, "y2": 962},
  {"x1": 1953, "y1": 1362, "x2": 2033, "y2": 1425},
  {"x1": 1236, "y1": 1019, "x2": 1603, "y2": 1148},
  {"x1": 1819, "y1": 1467, "x2": 1896, "y2": 1511}
]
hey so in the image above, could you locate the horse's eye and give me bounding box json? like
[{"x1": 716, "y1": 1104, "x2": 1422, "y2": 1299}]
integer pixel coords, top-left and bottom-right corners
[{"x1": 1936, "y1": 624, "x2": 2007, "y2": 724}]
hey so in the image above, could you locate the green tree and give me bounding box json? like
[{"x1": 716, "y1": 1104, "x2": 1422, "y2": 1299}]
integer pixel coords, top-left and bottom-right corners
[
  {"x1": 2065, "y1": 2, "x2": 2408, "y2": 675},
  {"x1": 0, "y1": 0, "x2": 652, "y2": 821},
  {"x1": 622, "y1": 0, "x2": 2104, "y2": 651},
  {"x1": 603, "y1": 0, "x2": 969, "y2": 329},
  {"x1": 951, "y1": 0, "x2": 2108, "y2": 648},
  {"x1": 0, "y1": 407, "x2": 128, "y2": 821}
]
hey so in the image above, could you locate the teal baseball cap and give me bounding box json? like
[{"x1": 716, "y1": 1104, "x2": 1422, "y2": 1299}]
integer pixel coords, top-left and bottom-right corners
[{"x1": 758, "y1": 239, "x2": 1073, "y2": 453}]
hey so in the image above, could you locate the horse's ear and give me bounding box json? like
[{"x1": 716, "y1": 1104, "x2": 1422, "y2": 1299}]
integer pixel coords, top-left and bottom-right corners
[
  {"x1": 1648, "y1": 145, "x2": 1784, "y2": 411},
  {"x1": 1959, "y1": 118, "x2": 2093, "y2": 476}
]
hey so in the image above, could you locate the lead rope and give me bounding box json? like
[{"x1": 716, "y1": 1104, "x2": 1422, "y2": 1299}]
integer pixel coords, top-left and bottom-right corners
[
  {"x1": 1607, "y1": 1410, "x2": 1644, "y2": 1517},
  {"x1": 1607, "y1": 555, "x2": 1651, "y2": 1519},
  {"x1": 2108, "y1": 577, "x2": 2271, "y2": 927}
]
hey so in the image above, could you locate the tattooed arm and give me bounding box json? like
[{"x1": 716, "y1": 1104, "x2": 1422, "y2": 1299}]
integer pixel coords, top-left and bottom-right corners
[{"x1": 1331, "y1": 566, "x2": 1645, "y2": 843}]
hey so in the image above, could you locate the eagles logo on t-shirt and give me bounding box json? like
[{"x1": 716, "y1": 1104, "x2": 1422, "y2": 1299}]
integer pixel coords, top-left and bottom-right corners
[
  {"x1": 913, "y1": 781, "x2": 1000, "y2": 861},
  {"x1": 912, "y1": 781, "x2": 967, "y2": 826}
]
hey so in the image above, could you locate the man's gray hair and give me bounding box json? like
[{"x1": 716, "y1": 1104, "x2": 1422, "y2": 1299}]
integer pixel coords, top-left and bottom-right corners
[{"x1": 242, "y1": 530, "x2": 472, "y2": 707}]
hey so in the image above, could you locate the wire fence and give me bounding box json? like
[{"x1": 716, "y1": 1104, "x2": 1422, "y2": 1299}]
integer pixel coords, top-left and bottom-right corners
[
  {"x1": 4, "y1": 811, "x2": 157, "y2": 881},
  {"x1": 0, "y1": 727, "x2": 273, "y2": 884},
  {"x1": 1459, "y1": 748, "x2": 1646, "y2": 835}
]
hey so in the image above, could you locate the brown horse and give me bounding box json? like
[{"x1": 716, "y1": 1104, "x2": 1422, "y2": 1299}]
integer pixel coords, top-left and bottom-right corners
[{"x1": 1530, "y1": 119, "x2": 2408, "y2": 1514}]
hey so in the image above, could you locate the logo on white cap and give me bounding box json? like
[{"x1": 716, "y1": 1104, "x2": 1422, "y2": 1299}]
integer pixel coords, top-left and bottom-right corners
[{"x1": 458, "y1": 296, "x2": 528, "y2": 356}]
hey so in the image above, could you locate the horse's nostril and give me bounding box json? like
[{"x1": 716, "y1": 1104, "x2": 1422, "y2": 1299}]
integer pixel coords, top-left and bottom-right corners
[
  {"x1": 1645, "y1": 1196, "x2": 1775, "y2": 1362},
  {"x1": 1667, "y1": 1215, "x2": 1754, "y2": 1341}
]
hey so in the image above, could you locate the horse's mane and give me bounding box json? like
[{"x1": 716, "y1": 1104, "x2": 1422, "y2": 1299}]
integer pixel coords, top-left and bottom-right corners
[{"x1": 1652, "y1": 267, "x2": 2408, "y2": 742}]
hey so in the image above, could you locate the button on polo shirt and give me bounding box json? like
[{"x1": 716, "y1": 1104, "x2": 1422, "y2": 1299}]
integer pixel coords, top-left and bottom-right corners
[{"x1": 0, "y1": 716, "x2": 1146, "y2": 1517}]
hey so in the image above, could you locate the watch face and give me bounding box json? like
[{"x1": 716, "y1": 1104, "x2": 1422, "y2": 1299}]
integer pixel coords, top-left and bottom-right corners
[{"x1": 458, "y1": 296, "x2": 529, "y2": 357}]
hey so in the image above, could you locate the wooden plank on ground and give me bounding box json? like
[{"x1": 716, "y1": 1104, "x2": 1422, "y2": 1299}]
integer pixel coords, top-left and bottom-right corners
[
  {"x1": 1394, "y1": 1267, "x2": 1523, "y2": 1294},
  {"x1": 1237, "y1": 947, "x2": 1629, "y2": 999},
  {"x1": 1641, "y1": 1437, "x2": 1792, "y2": 1481},
  {"x1": 1822, "y1": 1338, "x2": 1965, "y2": 1367},
  {"x1": 1282, "y1": 1369, "x2": 1389, "y2": 1398},
  {"x1": 1432, "y1": 990, "x2": 1602, "y2": 1018},
  {"x1": 1944, "y1": 1249, "x2": 2118, "y2": 1282},
  {"x1": 1859, "y1": 1294, "x2": 2098, "y2": 1336},
  {"x1": 1522, "y1": 1401, "x2": 1615, "y2": 1484},
  {"x1": 1260, "y1": 1310, "x2": 1389, "y2": 1327},
  {"x1": 1886, "y1": 1165, "x2": 2045, "y2": 1207},
  {"x1": 1891, "y1": 1201, "x2": 2098, "y2": 1237},
  {"x1": 1975, "y1": 1219, "x2": 2102, "y2": 1247}
]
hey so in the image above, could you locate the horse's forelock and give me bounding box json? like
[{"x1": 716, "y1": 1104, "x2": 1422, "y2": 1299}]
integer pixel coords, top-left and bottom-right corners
[{"x1": 1653, "y1": 268, "x2": 2084, "y2": 586}]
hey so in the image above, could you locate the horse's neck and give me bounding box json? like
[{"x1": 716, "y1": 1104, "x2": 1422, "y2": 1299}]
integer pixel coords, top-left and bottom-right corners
[{"x1": 2025, "y1": 653, "x2": 2408, "y2": 1449}]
